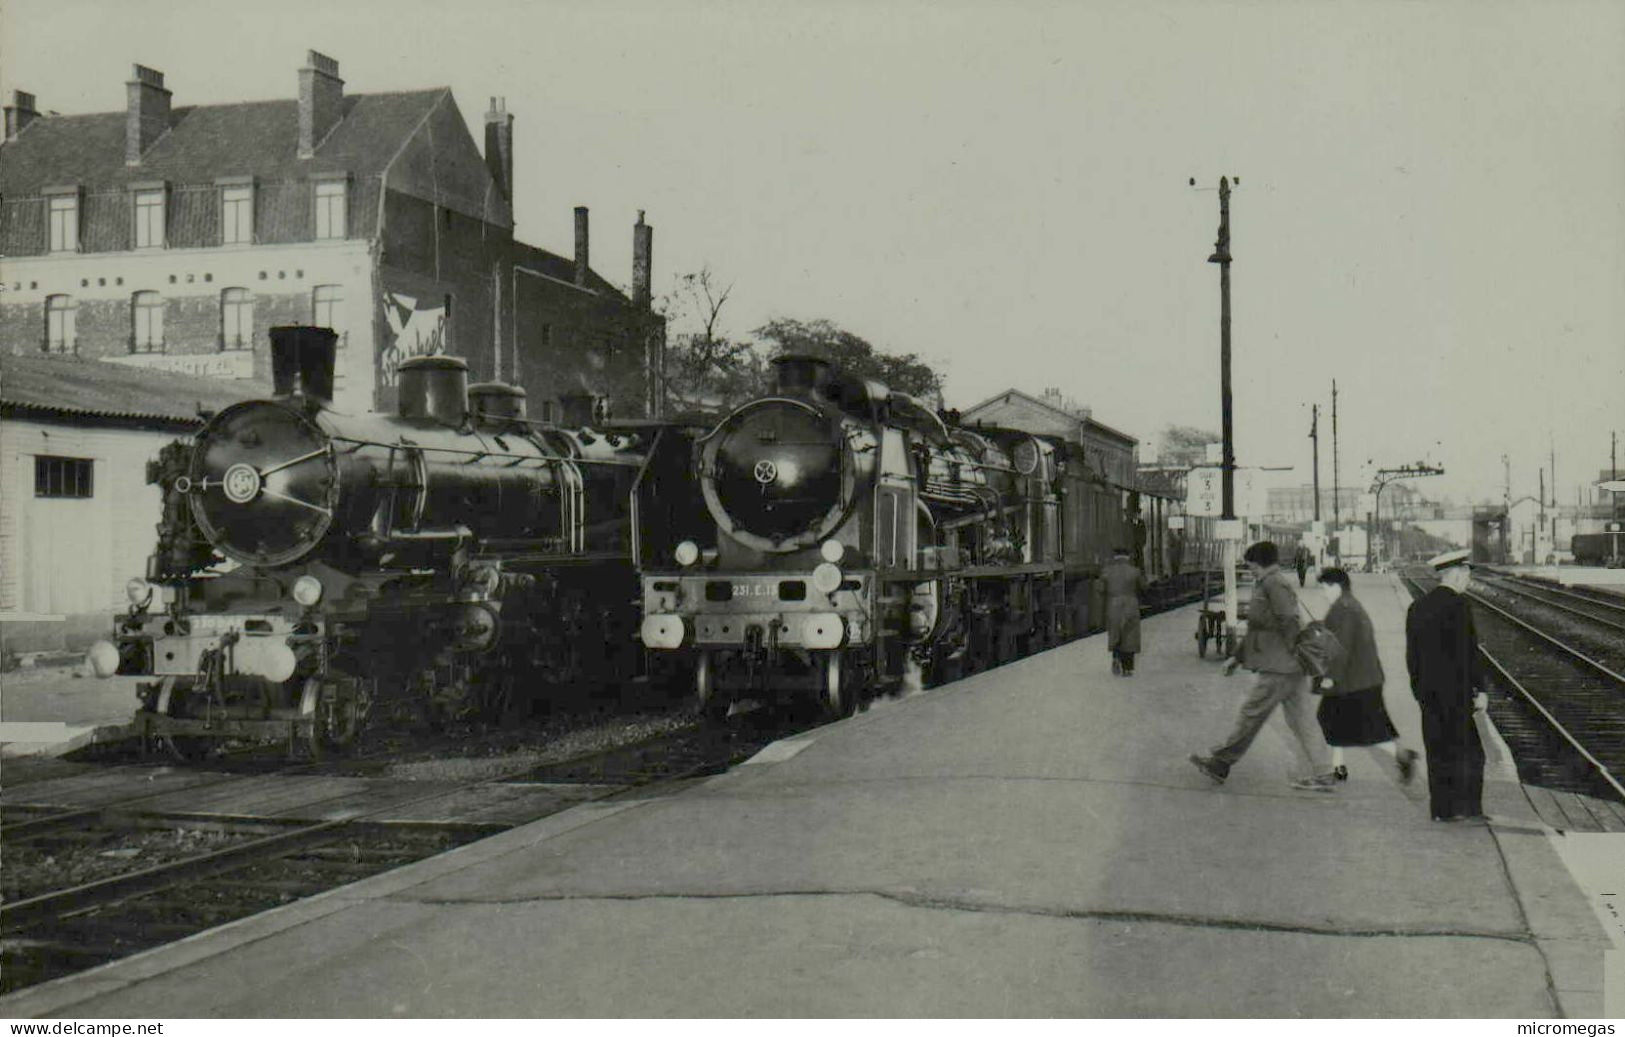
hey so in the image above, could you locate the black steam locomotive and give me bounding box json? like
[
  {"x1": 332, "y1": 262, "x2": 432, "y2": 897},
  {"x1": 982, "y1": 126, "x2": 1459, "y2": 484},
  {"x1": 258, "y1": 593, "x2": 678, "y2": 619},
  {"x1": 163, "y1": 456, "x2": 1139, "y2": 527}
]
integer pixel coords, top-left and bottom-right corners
[
  {"x1": 92, "y1": 326, "x2": 673, "y2": 758},
  {"x1": 635, "y1": 355, "x2": 1147, "y2": 718}
]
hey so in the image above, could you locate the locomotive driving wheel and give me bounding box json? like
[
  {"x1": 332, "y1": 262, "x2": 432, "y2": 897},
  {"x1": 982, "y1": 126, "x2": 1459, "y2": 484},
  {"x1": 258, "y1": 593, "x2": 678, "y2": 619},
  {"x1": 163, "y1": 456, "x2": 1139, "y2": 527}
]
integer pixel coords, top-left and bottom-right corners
[
  {"x1": 301, "y1": 676, "x2": 362, "y2": 758},
  {"x1": 695, "y1": 651, "x2": 731, "y2": 722},
  {"x1": 818, "y1": 651, "x2": 857, "y2": 720},
  {"x1": 154, "y1": 675, "x2": 211, "y2": 762}
]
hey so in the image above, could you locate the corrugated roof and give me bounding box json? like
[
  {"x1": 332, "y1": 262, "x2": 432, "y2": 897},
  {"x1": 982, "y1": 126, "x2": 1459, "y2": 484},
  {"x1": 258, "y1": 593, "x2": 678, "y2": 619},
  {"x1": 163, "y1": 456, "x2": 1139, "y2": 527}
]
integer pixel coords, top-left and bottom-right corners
[
  {"x1": 0, "y1": 90, "x2": 445, "y2": 195},
  {"x1": 0, "y1": 353, "x2": 270, "y2": 426}
]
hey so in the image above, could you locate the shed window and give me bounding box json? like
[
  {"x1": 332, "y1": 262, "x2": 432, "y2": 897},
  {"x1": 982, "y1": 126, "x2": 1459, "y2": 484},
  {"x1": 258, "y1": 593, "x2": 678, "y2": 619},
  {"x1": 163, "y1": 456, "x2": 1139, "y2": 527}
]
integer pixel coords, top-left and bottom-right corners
[
  {"x1": 35, "y1": 456, "x2": 94, "y2": 499},
  {"x1": 312, "y1": 285, "x2": 344, "y2": 346}
]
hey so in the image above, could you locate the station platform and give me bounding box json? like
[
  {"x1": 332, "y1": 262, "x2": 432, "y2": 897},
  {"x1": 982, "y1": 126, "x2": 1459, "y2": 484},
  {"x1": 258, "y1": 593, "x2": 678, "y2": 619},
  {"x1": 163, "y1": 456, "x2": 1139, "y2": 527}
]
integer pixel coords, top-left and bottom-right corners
[
  {"x1": 0, "y1": 660, "x2": 138, "y2": 758},
  {"x1": 1, "y1": 574, "x2": 1616, "y2": 1018}
]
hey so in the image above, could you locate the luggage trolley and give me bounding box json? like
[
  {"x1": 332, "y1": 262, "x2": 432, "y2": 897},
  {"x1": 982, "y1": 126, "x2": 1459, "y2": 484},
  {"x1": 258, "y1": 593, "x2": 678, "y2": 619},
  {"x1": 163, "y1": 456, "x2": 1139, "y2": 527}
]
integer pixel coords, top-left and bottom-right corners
[{"x1": 1194, "y1": 565, "x2": 1252, "y2": 659}]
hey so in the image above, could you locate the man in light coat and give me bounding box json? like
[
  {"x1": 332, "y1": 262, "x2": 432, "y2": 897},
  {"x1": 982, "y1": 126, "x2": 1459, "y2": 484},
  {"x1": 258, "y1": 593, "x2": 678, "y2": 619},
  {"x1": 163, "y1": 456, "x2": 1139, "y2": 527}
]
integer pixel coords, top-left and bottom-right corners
[
  {"x1": 1190, "y1": 540, "x2": 1338, "y2": 791},
  {"x1": 1103, "y1": 547, "x2": 1147, "y2": 676}
]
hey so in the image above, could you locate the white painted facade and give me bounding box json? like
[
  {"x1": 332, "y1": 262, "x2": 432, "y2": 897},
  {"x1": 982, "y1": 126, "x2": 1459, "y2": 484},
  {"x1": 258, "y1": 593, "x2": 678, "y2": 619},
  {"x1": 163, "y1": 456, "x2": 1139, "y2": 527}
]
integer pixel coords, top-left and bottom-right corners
[{"x1": 1, "y1": 238, "x2": 377, "y2": 413}]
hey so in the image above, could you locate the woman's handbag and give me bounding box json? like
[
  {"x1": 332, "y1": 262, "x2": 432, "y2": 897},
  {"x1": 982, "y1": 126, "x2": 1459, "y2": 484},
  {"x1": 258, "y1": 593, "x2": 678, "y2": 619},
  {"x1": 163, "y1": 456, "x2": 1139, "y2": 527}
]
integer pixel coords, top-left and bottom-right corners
[{"x1": 1292, "y1": 600, "x2": 1346, "y2": 687}]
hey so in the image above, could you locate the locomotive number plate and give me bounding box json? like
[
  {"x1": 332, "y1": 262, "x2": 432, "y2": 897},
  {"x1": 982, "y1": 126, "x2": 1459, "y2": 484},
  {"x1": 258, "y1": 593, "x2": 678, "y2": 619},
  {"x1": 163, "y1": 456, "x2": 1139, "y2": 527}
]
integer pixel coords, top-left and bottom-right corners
[{"x1": 732, "y1": 582, "x2": 775, "y2": 598}]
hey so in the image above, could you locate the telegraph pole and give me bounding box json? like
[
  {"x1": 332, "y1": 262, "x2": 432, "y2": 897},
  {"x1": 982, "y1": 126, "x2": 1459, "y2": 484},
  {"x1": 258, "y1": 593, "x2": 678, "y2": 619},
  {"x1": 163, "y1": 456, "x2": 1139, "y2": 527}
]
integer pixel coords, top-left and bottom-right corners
[
  {"x1": 1331, "y1": 380, "x2": 1340, "y2": 562},
  {"x1": 1309, "y1": 404, "x2": 1321, "y2": 521},
  {"x1": 1204, "y1": 175, "x2": 1241, "y2": 652}
]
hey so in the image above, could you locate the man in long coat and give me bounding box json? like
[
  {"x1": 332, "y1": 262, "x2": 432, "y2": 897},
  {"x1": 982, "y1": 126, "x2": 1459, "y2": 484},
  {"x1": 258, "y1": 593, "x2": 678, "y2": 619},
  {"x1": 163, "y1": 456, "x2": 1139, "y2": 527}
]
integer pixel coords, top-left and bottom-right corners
[
  {"x1": 1406, "y1": 549, "x2": 1487, "y2": 821},
  {"x1": 1103, "y1": 547, "x2": 1146, "y2": 676}
]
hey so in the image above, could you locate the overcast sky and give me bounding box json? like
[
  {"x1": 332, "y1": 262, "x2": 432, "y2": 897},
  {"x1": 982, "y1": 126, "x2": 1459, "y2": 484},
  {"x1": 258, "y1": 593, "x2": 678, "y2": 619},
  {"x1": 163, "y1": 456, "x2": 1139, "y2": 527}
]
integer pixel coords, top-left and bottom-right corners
[{"x1": 5, "y1": 0, "x2": 1622, "y2": 508}]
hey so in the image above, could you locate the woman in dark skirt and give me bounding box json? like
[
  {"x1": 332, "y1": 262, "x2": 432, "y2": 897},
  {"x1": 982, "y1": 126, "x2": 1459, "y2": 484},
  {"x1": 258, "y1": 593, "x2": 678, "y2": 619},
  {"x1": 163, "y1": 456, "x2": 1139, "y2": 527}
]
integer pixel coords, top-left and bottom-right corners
[{"x1": 1315, "y1": 568, "x2": 1419, "y2": 783}]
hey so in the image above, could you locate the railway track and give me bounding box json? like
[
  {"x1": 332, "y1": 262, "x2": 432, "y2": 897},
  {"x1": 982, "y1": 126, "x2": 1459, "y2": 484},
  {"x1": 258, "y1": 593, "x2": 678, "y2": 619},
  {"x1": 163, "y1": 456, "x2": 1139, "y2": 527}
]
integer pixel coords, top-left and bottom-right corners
[
  {"x1": 1399, "y1": 567, "x2": 1625, "y2": 805},
  {"x1": 0, "y1": 712, "x2": 795, "y2": 996}
]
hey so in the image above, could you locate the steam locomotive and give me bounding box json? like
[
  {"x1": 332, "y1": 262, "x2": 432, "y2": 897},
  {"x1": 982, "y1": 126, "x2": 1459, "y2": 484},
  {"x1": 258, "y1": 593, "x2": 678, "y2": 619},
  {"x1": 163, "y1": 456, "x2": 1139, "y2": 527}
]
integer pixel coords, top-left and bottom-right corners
[
  {"x1": 635, "y1": 355, "x2": 1154, "y2": 718},
  {"x1": 93, "y1": 326, "x2": 675, "y2": 758}
]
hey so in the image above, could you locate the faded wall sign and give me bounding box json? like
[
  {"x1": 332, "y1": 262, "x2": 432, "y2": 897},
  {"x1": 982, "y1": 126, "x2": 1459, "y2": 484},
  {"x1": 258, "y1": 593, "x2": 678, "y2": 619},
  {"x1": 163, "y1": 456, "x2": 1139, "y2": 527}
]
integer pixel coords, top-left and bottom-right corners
[
  {"x1": 105, "y1": 352, "x2": 256, "y2": 380},
  {"x1": 379, "y1": 291, "x2": 448, "y2": 387}
]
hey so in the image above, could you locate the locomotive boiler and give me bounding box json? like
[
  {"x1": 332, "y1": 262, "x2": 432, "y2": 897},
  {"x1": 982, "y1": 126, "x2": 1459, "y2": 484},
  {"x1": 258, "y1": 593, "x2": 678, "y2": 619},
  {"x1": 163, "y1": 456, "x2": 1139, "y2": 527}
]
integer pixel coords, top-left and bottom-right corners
[
  {"x1": 636, "y1": 355, "x2": 1113, "y2": 718},
  {"x1": 94, "y1": 325, "x2": 654, "y2": 758}
]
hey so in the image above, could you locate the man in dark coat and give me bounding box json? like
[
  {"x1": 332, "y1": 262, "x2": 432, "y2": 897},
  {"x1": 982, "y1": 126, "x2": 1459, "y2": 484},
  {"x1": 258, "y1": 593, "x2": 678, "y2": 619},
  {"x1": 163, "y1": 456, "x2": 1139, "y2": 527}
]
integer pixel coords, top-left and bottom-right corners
[
  {"x1": 1406, "y1": 549, "x2": 1487, "y2": 821},
  {"x1": 1103, "y1": 548, "x2": 1147, "y2": 676}
]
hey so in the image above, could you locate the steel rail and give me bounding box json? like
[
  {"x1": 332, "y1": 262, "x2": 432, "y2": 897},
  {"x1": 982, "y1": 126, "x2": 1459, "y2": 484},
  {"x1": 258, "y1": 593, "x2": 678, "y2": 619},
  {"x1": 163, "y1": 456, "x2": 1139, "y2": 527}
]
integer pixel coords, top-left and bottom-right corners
[
  {"x1": 1475, "y1": 572, "x2": 1625, "y2": 636},
  {"x1": 1471, "y1": 646, "x2": 1625, "y2": 802},
  {"x1": 1465, "y1": 589, "x2": 1625, "y2": 686}
]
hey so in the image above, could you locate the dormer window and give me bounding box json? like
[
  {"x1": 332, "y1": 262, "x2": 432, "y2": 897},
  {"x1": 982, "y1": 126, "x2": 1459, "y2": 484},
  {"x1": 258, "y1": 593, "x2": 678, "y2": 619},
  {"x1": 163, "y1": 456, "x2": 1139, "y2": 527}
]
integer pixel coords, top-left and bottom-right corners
[
  {"x1": 47, "y1": 191, "x2": 79, "y2": 253},
  {"x1": 221, "y1": 182, "x2": 254, "y2": 245},
  {"x1": 132, "y1": 187, "x2": 165, "y2": 249},
  {"x1": 313, "y1": 178, "x2": 346, "y2": 240}
]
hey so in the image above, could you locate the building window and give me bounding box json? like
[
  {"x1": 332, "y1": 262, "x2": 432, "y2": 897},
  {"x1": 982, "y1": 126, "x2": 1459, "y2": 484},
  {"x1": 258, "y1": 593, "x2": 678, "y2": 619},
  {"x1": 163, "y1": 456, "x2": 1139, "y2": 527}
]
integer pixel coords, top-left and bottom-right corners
[
  {"x1": 314, "y1": 180, "x2": 346, "y2": 240},
  {"x1": 221, "y1": 184, "x2": 253, "y2": 245},
  {"x1": 221, "y1": 288, "x2": 253, "y2": 350},
  {"x1": 131, "y1": 291, "x2": 164, "y2": 352},
  {"x1": 48, "y1": 194, "x2": 79, "y2": 253},
  {"x1": 35, "y1": 456, "x2": 94, "y2": 499},
  {"x1": 44, "y1": 295, "x2": 77, "y2": 354},
  {"x1": 312, "y1": 285, "x2": 345, "y2": 346},
  {"x1": 133, "y1": 188, "x2": 165, "y2": 249}
]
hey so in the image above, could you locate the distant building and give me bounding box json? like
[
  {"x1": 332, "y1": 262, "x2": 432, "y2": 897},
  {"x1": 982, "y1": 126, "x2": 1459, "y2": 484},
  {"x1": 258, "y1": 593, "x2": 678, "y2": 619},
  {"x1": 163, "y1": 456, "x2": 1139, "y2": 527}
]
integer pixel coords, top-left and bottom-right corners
[
  {"x1": 0, "y1": 53, "x2": 663, "y2": 418},
  {"x1": 962, "y1": 387, "x2": 1139, "y2": 489}
]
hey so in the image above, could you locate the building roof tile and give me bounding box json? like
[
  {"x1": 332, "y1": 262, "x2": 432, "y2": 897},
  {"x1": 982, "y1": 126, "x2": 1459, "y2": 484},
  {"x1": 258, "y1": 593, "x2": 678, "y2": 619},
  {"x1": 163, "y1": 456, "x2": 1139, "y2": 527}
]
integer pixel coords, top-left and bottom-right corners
[
  {"x1": 0, "y1": 353, "x2": 270, "y2": 426},
  {"x1": 0, "y1": 90, "x2": 446, "y2": 195}
]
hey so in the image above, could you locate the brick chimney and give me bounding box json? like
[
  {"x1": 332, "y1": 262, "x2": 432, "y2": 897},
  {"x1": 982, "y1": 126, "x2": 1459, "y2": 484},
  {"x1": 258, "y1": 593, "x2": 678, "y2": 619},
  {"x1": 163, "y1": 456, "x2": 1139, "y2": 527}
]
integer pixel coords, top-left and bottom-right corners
[
  {"x1": 574, "y1": 206, "x2": 590, "y2": 287},
  {"x1": 632, "y1": 210, "x2": 653, "y2": 309},
  {"x1": 298, "y1": 50, "x2": 344, "y2": 159},
  {"x1": 4, "y1": 90, "x2": 38, "y2": 140},
  {"x1": 125, "y1": 65, "x2": 170, "y2": 164},
  {"x1": 484, "y1": 97, "x2": 514, "y2": 202}
]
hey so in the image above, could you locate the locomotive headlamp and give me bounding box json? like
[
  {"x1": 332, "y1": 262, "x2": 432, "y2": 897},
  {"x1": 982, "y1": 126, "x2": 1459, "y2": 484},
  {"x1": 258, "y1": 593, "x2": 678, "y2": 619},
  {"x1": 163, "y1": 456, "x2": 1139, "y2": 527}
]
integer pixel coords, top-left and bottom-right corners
[
  {"x1": 86, "y1": 640, "x2": 121, "y2": 679},
  {"x1": 292, "y1": 574, "x2": 324, "y2": 607},
  {"x1": 674, "y1": 540, "x2": 701, "y2": 567},
  {"x1": 819, "y1": 539, "x2": 845, "y2": 564},
  {"x1": 125, "y1": 577, "x2": 153, "y2": 608},
  {"x1": 812, "y1": 562, "x2": 843, "y2": 595}
]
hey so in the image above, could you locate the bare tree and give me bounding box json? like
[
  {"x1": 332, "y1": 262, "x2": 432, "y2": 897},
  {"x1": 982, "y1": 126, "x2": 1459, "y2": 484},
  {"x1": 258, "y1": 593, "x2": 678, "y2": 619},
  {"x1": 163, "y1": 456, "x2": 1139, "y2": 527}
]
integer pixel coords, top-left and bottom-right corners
[{"x1": 658, "y1": 267, "x2": 766, "y2": 412}]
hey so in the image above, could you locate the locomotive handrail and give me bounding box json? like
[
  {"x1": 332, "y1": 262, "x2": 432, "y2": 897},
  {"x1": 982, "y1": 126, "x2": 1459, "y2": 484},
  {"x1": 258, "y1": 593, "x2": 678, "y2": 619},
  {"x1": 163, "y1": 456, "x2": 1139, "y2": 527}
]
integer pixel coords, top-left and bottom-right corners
[{"x1": 327, "y1": 435, "x2": 645, "y2": 468}]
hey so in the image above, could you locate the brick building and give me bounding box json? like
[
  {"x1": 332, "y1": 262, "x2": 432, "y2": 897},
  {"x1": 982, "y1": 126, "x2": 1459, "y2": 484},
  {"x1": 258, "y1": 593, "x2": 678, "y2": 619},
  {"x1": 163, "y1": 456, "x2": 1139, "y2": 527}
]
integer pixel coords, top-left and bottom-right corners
[{"x1": 0, "y1": 52, "x2": 664, "y2": 417}]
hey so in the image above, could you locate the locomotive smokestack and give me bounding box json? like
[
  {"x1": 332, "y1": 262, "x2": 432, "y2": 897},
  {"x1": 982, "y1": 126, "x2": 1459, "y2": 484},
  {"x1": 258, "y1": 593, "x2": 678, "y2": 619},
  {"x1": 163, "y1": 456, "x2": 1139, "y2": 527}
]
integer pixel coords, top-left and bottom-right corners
[
  {"x1": 269, "y1": 325, "x2": 337, "y2": 403},
  {"x1": 574, "y1": 206, "x2": 589, "y2": 287}
]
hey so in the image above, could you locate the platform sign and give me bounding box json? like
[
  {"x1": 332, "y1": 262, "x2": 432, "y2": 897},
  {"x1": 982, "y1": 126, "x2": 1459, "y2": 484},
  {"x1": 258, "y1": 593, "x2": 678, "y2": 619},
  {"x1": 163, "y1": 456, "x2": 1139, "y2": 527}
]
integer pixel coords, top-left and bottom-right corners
[
  {"x1": 1189, "y1": 467, "x2": 1222, "y2": 516},
  {"x1": 1187, "y1": 467, "x2": 1257, "y2": 519},
  {"x1": 1168, "y1": 515, "x2": 1186, "y2": 531},
  {"x1": 1310, "y1": 520, "x2": 1325, "y2": 535}
]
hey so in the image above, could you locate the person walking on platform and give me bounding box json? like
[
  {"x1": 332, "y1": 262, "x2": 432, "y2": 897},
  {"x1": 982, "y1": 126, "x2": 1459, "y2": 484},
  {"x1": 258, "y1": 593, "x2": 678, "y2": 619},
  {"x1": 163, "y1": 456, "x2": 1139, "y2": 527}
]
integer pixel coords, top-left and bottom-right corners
[
  {"x1": 1104, "y1": 547, "x2": 1147, "y2": 676},
  {"x1": 1313, "y1": 567, "x2": 1419, "y2": 784},
  {"x1": 1294, "y1": 544, "x2": 1312, "y2": 587},
  {"x1": 1406, "y1": 549, "x2": 1487, "y2": 822},
  {"x1": 1189, "y1": 540, "x2": 1338, "y2": 791}
]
